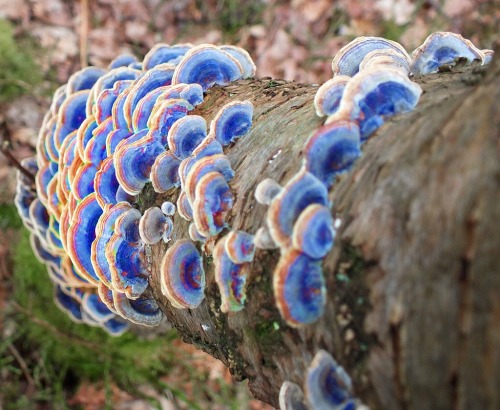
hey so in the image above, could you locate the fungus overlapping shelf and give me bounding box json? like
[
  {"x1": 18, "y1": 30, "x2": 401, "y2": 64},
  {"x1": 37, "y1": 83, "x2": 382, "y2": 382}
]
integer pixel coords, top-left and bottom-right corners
[
  {"x1": 15, "y1": 43, "x2": 256, "y2": 334},
  {"x1": 15, "y1": 31, "x2": 491, "y2": 408}
]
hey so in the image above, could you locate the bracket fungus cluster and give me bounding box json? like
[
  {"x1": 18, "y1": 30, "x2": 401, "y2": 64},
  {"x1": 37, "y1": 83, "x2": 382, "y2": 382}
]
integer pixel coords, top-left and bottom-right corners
[
  {"x1": 15, "y1": 41, "x2": 255, "y2": 334},
  {"x1": 14, "y1": 29, "x2": 492, "y2": 408}
]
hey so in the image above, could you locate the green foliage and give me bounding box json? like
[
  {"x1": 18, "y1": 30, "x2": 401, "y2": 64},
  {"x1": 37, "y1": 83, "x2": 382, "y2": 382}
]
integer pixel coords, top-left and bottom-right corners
[
  {"x1": 216, "y1": 0, "x2": 264, "y2": 35},
  {"x1": 5, "y1": 228, "x2": 177, "y2": 407},
  {"x1": 0, "y1": 203, "x2": 23, "y2": 230},
  {"x1": 0, "y1": 19, "x2": 43, "y2": 102}
]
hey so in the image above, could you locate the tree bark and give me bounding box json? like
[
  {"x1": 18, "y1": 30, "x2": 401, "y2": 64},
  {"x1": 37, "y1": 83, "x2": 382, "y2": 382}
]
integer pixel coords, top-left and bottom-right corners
[{"x1": 138, "y1": 57, "x2": 499, "y2": 409}]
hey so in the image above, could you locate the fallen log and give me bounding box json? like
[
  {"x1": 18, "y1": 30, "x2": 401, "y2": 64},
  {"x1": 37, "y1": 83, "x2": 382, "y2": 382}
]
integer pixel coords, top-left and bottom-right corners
[{"x1": 136, "y1": 56, "x2": 500, "y2": 409}]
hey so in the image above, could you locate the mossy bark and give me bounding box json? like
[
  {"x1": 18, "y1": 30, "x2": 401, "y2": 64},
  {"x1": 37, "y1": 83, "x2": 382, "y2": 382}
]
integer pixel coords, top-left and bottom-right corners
[{"x1": 139, "y1": 58, "x2": 500, "y2": 409}]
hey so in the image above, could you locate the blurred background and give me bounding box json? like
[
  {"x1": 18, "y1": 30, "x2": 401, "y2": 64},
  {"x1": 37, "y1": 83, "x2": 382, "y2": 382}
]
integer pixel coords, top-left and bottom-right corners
[{"x1": 0, "y1": 1, "x2": 497, "y2": 408}]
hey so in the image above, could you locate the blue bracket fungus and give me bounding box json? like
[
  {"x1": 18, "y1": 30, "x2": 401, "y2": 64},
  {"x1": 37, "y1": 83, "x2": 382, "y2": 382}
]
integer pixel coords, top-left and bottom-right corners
[
  {"x1": 305, "y1": 350, "x2": 358, "y2": 410},
  {"x1": 160, "y1": 240, "x2": 206, "y2": 309},
  {"x1": 273, "y1": 249, "x2": 326, "y2": 328},
  {"x1": 171, "y1": 44, "x2": 244, "y2": 91},
  {"x1": 332, "y1": 36, "x2": 411, "y2": 77},
  {"x1": 213, "y1": 235, "x2": 251, "y2": 312},
  {"x1": 304, "y1": 120, "x2": 361, "y2": 188},
  {"x1": 139, "y1": 206, "x2": 174, "y2": 245},
  {"x1": 411, "y1": 32, "x2": 487, "y2": 76}
]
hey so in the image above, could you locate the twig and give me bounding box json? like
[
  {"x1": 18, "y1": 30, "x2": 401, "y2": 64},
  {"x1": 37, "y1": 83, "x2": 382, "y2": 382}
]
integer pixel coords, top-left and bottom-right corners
[
  {"x1": 0, "y1": 138, "x2": 36, "y2": 183},
  {"x1": 7, "y1": 342, "x2": 36, "y2": 390},
  {"x1": 10, "y1": 301, "x2": 104, "y2": 352},
  {"x1": 80, "y1": 0, "x2": 90, "y2": 68}
]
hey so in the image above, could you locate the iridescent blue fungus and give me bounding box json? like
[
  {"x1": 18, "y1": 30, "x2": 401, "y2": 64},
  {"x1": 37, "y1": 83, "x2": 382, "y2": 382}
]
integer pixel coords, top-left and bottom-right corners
[
  {"x1": 279, "y1": 381, "x2": 308, "y2": 410},
  {"x1": 105, "y1": 208, "x2": 148, "y2": 299},
  {"x1": 92, "y1": 68, "x2": 140, "y2": 99},
  {"x1": 67, "y1": 193, "x2": 103, "y2": 284},
  {"x1": 84, "y1": 117, "x2": 114, "y2": 166},
  {"x1": 160, "y1": 240, "x2": 206, "y2": 309},
  {"x1": 359, "y1": 48, "x2": 411, "y2": 73},
  {"x1": 211, "y1": 100, "x2": 253, "y2": 146},
  {"x1": 30, "y1": 233, "x2": 60, "y2": 269},
  {"x1": 314, "y1": 76, "x2": 350, "y2": 117},
  {"x1": 150, "y1": 151, "x2": 181, "y2": 193},
  {"x1": 214, "y1": 236, "x2": 250, "y2": 312},
  {"x1": 54, "y1": 90, "x2": 90, "y2": 152},
  {"x1": 54, "y1": 286, "x2": 83, "y2": 323},
  {"x1": 106, "y1": 128, "x2": 133, "y2": 156},
  {"x1": 292, "y1": 204, "x2": 335, "y2": 259},
  {"x1": 411, "y1": 32, "x2": 485, "y2": 76},
  {"x1": 332, "y1": 36, "x2": 410, "y2": 77},
  {"x1": 172, "y1": 44, "x2": 243, "y2": 91},
  {"x1": 167, "y1": 115, "x2": 207, "y2": 159},
  {"x1": 147, "y1": 98, "x2": 194, "y2": 146},
  {"x1": 139, "y1": 207, "x2": 173, "y2": 245},
  {"x1": 109, "y1": 54, "x2": 138, "y2": 69},
  {"x1": 218, "y1": 45, "x2": 256, "y2": 78},
  {"x1": 177, "y1": 191, "x2": 193, "y2": 221},
  {"x1": 15, "y1": 186, "x2": 36, "y2": 229},
  {"x1": 143, "y1": 43, "x2": 192, "y2": 70},
  {"x1": 114, "y1": 129, "x2": 163, "y2": 195},
  {"x1": 102, "y1": 316, "x2": 129, "y2": 336},
  {"x1": 193, "y1": 171, "x2": 234, "y2": 238},
  {"x1": 124, "y1": 64, "x2": 177, "y2": 122},
  {"x1": 184, "y1": 154, "x2": 234, "y2": 203},
  {"x1": 113, "y1": 291, "x2": 164, "y2": 326},
  {"x1": 76, "y1": 116, "x2": 98, "y2": 158},
  {"x1": 82, "y1": 292, "x2": 115, "y2": 323},
  {"x1": 254, "y1": 178, "x2": 282, "y2": 206},
  {"x1": 304, "y1": 120, "x2": 361, "y2": 188},
  {"x1": 95, "y1": 80, "x2": 131, "y2": 124},
  {"x1": 131, "y1": 85, "x2": 171, "y2": 132},
  {"x1": 273, "y1": 250, "x2": 326, "y2": 327},
  {"x1": 338, "y1": 67, "x2": 422, "y2": 140},
  {"x1": 161, "y1": 201, "x2": 176, "y2": 216},
  {"x1": 224, "y1": 230, "x2": 255, "y2": 264},
  {"x1": 267, "y1": 169, "x2": 329, "y2": 248},
  {"x1": 91, "y1": 202, "x2": 133, "y2": 288},
  {"x1": 94, "y1": 157, "x2": 120, "y2": 208},
  {"x1": 72, "y1": 163, "x2": 98, "y2": 201},
  {"x1": 305, "y1": 350, "x2": 356, "y2": 410},
  {"x1": 67, "y1": 66, "x2": 106, "y2": 94}
]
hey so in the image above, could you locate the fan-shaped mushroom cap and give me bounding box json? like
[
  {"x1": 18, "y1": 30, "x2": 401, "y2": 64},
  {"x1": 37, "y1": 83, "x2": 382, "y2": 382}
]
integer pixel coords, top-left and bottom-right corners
[
  {"x1": 314, "y1": 75, "x2": 350, "y2": 117},
  {"x1": 213, "y1": 236, "x2": 250, "y2": 312},
  {"x1": 332, "y1": 36, "x2": 410, "y2": 77},
  {"x1": 273, "y1": 249, "x2": 326, "y2": 327},
  {"x1": 172, "y1": 44, "x2": 243, "y2": 91},
  {"x1": 411, "y1": 32, "x2": 485, "y2": 76},
  {"x1": 304, "y1": 120, "x2": 361, "y2": 188},
  {"x1": 267, "y1": 169, "x2": 328, "y2": 248},
  {"x1": 160, "y1": 240, "x2": 206, "y2": 309}
]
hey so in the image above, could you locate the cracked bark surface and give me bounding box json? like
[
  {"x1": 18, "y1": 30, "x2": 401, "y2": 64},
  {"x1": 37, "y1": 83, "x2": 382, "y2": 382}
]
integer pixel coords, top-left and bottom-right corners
[{"x1": 136, "y1": 57, "x2": 499, "y2": 409}]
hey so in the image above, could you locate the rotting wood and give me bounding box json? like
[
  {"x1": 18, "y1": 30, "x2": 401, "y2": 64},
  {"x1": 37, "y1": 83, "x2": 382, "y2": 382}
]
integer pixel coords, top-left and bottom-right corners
[{"x1": 138, "y1": 58, "x2": 499, "y2": 409}]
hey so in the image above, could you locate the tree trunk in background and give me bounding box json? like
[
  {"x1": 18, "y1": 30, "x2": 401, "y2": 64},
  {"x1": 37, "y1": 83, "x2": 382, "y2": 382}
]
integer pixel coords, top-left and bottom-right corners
[{"x1": 138, "y1": 57, "x2": 499, "y2": 409}]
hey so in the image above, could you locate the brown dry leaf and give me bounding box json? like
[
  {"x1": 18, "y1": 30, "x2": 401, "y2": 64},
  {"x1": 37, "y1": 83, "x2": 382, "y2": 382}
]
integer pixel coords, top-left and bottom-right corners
[
  {"x1": 443, "y1": 0, "x2": 474, "y2": 17},
  {"x1": 375, "y1": 0, "x2": 415, "y2": 25},
  {"x1": 32, "y1": 0, "x2": 73, "y2": 27},
  {"x1": 0, "y1": 0, "x2": 30, "y2": 24},
  {"x1": 31, "y1": 25, "x2": 79, "y2": 63}
]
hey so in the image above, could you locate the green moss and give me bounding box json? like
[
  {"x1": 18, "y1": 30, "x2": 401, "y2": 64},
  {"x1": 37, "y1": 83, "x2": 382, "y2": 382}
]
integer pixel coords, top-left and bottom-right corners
[
  {"x1": 0, "y1": 204, "x2": 23, "y2": 229},
  {"x1": 253, "y1": 320, "x2": 283, "y2": 355},
  {"x1": 335, "y1": 245, "x2": 376, "y2": 368},
  {"x1": 215, "y1": 0, "x2": 264, "y2": 35},
  {"x1": 0, "y1": 19, "x2": 43, "y2": 102},
  {"x1": 6, "y1": 229, "x2": 177, "y2": 406}
]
